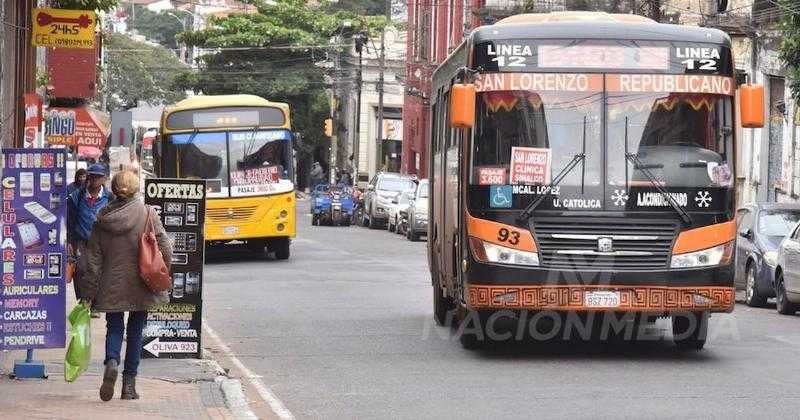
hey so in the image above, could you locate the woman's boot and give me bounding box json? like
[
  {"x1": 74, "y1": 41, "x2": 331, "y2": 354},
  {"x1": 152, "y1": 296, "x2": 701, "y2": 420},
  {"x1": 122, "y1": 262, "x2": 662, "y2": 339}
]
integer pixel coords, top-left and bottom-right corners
[
  {"x1": 99, "y1": 359, "x2": 118, "y2": 401},
  {"x1": 121, "y1": 374, "x2": 140, "y2": 400}
]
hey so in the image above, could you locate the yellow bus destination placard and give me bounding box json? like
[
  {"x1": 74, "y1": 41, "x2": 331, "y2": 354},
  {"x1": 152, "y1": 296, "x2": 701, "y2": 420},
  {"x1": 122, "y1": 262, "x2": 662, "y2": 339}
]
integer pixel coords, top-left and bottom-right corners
[{"x1": 31, "y1": 8, "x2": 96, "y2": 49}]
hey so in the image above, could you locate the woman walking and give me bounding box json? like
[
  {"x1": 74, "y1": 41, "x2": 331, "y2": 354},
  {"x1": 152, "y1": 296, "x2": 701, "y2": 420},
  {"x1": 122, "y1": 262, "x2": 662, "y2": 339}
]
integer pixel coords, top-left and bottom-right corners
[{"x1": 80, "y1": 170, "x2": 173, "y2": 401}]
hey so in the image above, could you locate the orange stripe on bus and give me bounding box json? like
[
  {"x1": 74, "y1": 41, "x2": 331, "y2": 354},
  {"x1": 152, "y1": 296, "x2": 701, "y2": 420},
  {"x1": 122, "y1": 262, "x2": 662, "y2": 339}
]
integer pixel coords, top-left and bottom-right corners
[
  {"x1": 466, "y1": 214, "x2": 537, "y2": 252},
  {"x1": 672, "y1": 221, "x2": 736, "y2": 255}
]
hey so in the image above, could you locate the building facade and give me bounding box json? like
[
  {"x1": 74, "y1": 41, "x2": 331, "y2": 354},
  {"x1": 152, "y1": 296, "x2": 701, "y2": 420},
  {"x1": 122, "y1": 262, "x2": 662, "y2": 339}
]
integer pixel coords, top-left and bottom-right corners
[
  {"x1": 402, "y1": 0, "x2": 566, "y2": 177},
  {"x1": 332, "y1": 29, "x2": 406, "y2": 183}
]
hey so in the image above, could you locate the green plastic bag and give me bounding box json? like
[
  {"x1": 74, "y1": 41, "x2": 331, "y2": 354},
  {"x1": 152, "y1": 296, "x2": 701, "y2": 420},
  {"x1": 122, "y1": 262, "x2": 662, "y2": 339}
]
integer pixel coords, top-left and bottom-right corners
[{"x1": 64, "y1": 301, "x2": 92, "y2": 382}]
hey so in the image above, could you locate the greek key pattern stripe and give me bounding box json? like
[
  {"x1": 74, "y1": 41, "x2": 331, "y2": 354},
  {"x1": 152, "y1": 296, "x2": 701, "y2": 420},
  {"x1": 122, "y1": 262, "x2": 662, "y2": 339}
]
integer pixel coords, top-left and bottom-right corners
[{"x1": 467, "y1": 285, "x2": 735, "y2": 312}]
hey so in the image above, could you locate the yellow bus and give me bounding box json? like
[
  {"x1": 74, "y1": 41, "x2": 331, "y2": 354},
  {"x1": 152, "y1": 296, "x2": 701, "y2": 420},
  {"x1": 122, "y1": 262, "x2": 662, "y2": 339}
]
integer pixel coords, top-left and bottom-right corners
[{"x1": 157, "y1": 94, "x2": 296, "y2": 259}]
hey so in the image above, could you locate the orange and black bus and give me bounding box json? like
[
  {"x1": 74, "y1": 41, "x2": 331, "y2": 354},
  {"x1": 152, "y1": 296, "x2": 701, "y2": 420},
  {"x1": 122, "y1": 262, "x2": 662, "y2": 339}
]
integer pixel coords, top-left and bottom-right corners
[{"x1": 428, "y1": 12, "x2": 765, "y2": 349}]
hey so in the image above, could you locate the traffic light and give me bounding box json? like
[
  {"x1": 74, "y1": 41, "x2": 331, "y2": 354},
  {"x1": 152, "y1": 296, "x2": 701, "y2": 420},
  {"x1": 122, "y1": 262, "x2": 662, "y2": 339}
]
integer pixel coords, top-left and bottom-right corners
[{"x1": 324, "y1": 118, "x2": 333, "y2": 137}]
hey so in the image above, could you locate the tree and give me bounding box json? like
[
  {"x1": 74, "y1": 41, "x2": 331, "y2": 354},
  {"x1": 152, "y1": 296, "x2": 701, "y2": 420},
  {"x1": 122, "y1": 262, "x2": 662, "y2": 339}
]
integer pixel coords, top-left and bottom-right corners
[
  {"x1": 50, "y1": 0, "x2": 118, "y2": 12},
  {"x1": 177, "y1": 0, "x2": 386, "y2": 187},
  {"x1": 779, "y1": 0, "x2": 800, "y2": 102},
  {"x1": 102, "y1": 33, "x2": 189, "y2": 111},
  {"x1": 125, "y1": 5, "x2": 190, "y2": 50}
]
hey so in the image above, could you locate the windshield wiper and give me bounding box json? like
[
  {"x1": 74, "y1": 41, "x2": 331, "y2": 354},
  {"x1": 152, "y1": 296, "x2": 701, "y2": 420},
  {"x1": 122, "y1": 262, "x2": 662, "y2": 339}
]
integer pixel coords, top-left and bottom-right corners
[
  {"x1": 519, "y1": 117, "x2": 588, "y2": 221},
  {"x1": 623, "y1": 117, "x2": 693, "y2": 225}
]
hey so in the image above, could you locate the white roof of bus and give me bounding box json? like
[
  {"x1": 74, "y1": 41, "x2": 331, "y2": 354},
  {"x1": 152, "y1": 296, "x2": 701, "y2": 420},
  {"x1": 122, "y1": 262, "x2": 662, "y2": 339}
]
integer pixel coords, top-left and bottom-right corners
[{"x1": 497, "y1": 12, "x2": 656, "y2": 25}]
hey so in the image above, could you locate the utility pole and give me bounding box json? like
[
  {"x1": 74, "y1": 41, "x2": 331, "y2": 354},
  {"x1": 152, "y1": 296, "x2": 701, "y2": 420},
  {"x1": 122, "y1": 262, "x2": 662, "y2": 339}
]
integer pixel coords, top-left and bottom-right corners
[
  {"x1": 353, "y1": 33, "x2": 366, "y2": 185},
  {"x1": 375, "y1": 0, "x2": 391, "y2": 175}
]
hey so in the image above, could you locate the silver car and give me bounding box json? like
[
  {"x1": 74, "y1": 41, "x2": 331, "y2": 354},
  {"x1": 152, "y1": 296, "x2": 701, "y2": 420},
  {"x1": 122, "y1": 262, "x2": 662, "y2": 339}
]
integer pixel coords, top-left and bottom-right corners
[
  {"x1": 362, "y1": 173, "x2": 416, "y2": 229},
  {"x1": 406, "y1": 179, "x2": 428, "y2": 241},
  {"x1": 775, "y1": 221, "x2": 800, "y2": 315}
]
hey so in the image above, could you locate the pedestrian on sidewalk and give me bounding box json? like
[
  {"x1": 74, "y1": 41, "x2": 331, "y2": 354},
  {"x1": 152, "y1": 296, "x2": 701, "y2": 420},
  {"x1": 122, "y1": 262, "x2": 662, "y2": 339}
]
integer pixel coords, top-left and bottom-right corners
[
  {"x1": 79, "y1": 169, "x2": 173, "y2": 402},
  {"x1": 68, "y1": 164, "x2": 114, "y2": 305},
  {"x1": 67, "y1": 168, "x2": 87, "y2": 196}
]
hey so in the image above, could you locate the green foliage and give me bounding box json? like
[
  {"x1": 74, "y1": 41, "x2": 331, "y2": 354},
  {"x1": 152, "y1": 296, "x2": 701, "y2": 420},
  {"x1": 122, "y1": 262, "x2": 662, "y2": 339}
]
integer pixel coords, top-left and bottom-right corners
[
  {"x1": 178, "y1": 0, "x2": 387, "y2": 161},
  {"x1": 126, "y1": 5, "x2": 190, "y2": 50},
  {"x1": 50, "y1": 0, "x2": 119, "y2": 12},
  {"x1": 779, "y1": 0, "x2": 800, "y2": 102},
  {"x1": 102, "y1": 33, "x2": 188, "y2": 111}
]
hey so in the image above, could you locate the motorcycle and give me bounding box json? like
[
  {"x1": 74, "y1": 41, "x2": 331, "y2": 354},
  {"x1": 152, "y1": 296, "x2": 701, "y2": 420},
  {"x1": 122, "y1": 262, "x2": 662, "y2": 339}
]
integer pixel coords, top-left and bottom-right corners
[{"x1": 312, "y1": 184, "x2": 354, "y2": 227}]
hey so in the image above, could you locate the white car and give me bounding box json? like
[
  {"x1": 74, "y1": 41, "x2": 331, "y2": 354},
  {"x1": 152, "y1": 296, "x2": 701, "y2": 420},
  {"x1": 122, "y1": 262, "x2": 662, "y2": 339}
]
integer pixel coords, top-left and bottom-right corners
[
  {"x1": 387, "y1": 189, "x2": 415, "y2": 234},
  {"x1": 775, "y1": 221, "x2": 800, "y2": 315},
  {"x1": 406, "y1": 179, "x2": 428, "y2": 241}
]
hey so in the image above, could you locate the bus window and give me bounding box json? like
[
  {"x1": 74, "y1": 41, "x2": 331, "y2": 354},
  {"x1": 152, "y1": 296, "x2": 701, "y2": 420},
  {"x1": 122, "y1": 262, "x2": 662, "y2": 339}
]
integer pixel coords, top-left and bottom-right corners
[
  {"x1": 471, "y1": 91, "x2": 603, "y2": 186},
  {"x1": 607, "y1": 93, "x2": 733, "y2": 189},
  {"x1": 229, "y1": 130, "x2": 293, "y2": 187},
  {"x1": 169, "y1": 132, "x2": 228, "y2": 195}
]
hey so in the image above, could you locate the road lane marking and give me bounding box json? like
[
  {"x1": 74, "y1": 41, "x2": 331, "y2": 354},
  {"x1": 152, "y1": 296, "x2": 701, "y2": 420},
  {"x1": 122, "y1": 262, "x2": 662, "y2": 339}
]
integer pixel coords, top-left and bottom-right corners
[{"x1": 203, "y1": 322, "x2": 295, "y2": 420}]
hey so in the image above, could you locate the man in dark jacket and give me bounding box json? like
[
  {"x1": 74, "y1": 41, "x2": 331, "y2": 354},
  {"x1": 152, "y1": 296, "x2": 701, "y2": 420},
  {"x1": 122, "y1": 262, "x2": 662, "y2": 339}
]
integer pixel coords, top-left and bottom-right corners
[{"x1": 68, "y1": 164, "x2": 114, "y2": 301}]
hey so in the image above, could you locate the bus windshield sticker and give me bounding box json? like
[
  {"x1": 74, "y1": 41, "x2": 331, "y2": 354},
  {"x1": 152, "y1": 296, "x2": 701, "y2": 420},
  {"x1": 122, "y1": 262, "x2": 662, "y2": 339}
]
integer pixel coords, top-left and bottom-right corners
[
  {"x1": 230, "y1": 166, "x2": 280, "y2": 187},
  {"x1": 478, "y1": 167, "x2": 506, "y2": 185},
  {"x1": 510, "y1": 147, "x2": 551, "y2": 185},
  {"x1": 475, "y1": 73, "x2": 603, "y2": 93},
  {"x1": 489, "y1": 186, "x2": 513, "y2": 209},
  {"x1": 229, "y1": 130, "x2": 290, "y2": 142},
  {"x1": 606, "y1": 74, "x2": 734, "y2": 95},
  {"x1": 538, "y1": 45, "x2": 669, "y2": 70}
]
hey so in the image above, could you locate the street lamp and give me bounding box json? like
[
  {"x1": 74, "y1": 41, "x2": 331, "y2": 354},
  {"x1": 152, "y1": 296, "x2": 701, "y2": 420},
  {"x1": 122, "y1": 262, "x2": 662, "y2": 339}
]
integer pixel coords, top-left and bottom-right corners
[{"x1": 166, "y1": 12, "x2": 188, "y2": 63}]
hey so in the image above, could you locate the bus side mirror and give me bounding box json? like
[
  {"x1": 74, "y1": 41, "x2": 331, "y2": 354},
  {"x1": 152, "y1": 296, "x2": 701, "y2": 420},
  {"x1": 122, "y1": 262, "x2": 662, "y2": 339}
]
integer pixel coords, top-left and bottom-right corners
[
  {"x1": 449, "y1": 84, "x2": 476, "y2": 129},
  {"x1": 739, "y1": 84, "x2": 765, "y2": 128}
]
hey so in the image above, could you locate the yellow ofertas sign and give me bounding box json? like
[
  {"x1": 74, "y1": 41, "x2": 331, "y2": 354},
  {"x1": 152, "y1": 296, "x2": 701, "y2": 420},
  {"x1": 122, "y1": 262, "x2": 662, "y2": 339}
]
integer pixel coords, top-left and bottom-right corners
[{"x1": 31, "y1": 8, "x2": 96, "y2": 49}]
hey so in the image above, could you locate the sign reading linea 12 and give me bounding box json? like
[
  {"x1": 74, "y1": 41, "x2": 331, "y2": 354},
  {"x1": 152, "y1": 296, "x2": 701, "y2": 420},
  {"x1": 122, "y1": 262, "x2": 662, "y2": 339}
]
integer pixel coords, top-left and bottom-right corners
[{"x1": 32, "y1": 8, "x2": 96, "y2": 49}]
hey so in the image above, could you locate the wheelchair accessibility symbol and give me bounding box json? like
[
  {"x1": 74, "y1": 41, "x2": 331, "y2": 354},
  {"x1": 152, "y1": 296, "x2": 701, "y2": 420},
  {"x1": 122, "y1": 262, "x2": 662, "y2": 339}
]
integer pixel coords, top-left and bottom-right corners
[{"x1": 489, "y1": 185, "x2": 513, "y2": 208}]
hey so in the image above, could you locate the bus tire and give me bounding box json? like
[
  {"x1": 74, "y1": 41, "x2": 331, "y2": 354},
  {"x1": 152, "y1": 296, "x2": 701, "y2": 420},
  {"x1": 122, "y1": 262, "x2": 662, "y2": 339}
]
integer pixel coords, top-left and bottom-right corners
[
  {"x1": 272, "y1": 239, "x2": 291, "y2": 260},
  {"x1": 457, "y1": 308, "x2": 488, "y2": 350},
  {"x1": 433, "y1": 279, "x2": 454, "y2": 327},
  {"x1": 672, "y1": 311, "x2": 708, "y2": 351}
]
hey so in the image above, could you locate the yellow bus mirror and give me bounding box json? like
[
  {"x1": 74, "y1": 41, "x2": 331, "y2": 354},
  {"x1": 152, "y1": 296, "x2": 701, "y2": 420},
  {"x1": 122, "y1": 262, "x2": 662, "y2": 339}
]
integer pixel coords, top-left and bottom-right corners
[
  {"x1": 450, "y1": 84, "x2": 476, "y2": 129},
  {"x1": 739, "y1": 84, "x2": 765, "y2": 128}
]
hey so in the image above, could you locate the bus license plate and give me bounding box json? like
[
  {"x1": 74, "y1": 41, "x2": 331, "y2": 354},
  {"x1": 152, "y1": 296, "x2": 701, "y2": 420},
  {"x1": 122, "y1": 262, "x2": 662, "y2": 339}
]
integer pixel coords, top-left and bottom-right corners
[
  {"x1": 223, "y1": 226, "x2": 239, "y2": 235},
  {"x1": 584, "y1": 291, "x2": 620, "y2": 308}
]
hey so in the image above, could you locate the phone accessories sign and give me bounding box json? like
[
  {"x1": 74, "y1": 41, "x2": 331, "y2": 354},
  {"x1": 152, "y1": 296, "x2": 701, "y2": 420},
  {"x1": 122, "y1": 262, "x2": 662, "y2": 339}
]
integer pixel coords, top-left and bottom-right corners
[
  {"x1": 142, "y1": 179, "x2": 206, "y2": 359},
  {"x1": 32, "y1": 8, "x2": 96, "y2": 49},
  {"x1": 1, "y1": 149, "x2": 67, "y2": 350}
]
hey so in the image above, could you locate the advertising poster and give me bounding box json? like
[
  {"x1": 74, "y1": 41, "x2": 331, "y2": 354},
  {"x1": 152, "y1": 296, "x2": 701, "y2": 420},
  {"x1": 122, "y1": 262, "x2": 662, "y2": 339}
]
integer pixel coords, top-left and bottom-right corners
[
  {"x1": 44, "y1": 107, "x2": 108, "y2": 148},
  {"x1": 142, "y1": 179, "x2": 206, "y2": 359},
  {"x1": 0, "y1": 149, "x2": 67, "y2": 350},
  {"x1": 510, "y1": 146, "x2": 551, "y2": 185},
  {"x1": 31, "y1": 8, "x2": 96, "y2": 49},
  {"x1": 23, "y1": 94, "x2": 43, "y2": 149}
]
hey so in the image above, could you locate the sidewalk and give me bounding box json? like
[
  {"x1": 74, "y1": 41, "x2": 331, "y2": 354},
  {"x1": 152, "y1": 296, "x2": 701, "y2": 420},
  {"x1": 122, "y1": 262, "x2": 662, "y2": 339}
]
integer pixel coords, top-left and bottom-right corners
[{"x1": 0, "y1": 296, "x2": 238, "y2": 420}]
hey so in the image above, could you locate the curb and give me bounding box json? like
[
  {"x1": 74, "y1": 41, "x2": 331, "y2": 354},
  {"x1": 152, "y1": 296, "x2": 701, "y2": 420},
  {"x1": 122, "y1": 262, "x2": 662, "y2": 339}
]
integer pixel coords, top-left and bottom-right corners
[{"x1": 204, "y1": 358, "x2": 259, "y2": 420}]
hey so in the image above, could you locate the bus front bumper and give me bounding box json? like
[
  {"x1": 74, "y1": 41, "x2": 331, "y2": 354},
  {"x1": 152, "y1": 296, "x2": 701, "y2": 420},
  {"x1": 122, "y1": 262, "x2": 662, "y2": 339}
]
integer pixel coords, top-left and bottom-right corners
[{"x1": 465, "y1": 283, "x2": 734, "y2": 313}]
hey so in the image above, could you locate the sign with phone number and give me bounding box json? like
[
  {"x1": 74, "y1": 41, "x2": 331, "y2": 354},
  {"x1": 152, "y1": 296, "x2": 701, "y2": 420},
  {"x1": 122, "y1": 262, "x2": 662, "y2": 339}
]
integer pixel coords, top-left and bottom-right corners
[{"x1": 32, "y1": 8, "x2": 96, "y2": 49}]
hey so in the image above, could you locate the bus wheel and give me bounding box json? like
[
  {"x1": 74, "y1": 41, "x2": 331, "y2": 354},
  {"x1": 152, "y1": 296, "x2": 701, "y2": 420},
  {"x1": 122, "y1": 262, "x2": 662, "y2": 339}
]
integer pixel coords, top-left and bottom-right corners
[
  {"x1": 272, "y1": 239, "x2": 291, "y2": 260},
  {"x1": 433, "y1": 280, "x2": 454, "y2": 327},
  {"x1": 457, "y1": 308, "x2": 488, "y2": 350},
  {"x1": 672, "y1": 311, "x2": 708, "y2": 351}
]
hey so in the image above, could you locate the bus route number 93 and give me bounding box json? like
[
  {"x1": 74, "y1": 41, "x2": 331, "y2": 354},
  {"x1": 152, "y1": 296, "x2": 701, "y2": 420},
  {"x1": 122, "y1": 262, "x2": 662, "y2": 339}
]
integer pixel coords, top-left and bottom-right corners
[{"x1": 497, "y1": 228, "x2": 520, "y2": 245}]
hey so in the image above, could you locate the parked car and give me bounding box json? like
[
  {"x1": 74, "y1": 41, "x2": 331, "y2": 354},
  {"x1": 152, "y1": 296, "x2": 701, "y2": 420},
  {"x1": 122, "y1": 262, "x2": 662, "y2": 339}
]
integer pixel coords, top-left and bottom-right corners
[
  {"x1": 362, "y1": 172, "x2": 416, "y2": 229},
  {"x1": 775, "y1": 221, "x2": 800, "y2": 315},
  {"x1": 406, "y1": 179, "x2": 428, "y2": 241},
  {"x1": 388, "y1": 189, "x2": 416, "y2": 233},
  {"x1": 735, "y1": 203, "x2": 800, "y2": 307}
]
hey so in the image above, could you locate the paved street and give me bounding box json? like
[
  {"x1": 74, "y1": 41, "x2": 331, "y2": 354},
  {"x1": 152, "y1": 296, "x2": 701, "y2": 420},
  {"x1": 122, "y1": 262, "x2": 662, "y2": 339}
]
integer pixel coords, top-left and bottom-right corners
[{"x1": 203, "y1": 200, "x2": 800, "y2": 419}]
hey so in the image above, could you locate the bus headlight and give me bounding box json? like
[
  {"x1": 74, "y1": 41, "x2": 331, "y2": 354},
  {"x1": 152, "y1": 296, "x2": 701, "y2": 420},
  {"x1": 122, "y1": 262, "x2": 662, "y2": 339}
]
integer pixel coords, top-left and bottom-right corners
[
  {"x1": 469, "y1": 237, "x2": 539, "y2": 267},
  {"x1": 670, "y1": 242, "x2": 733, "y2": 269}
]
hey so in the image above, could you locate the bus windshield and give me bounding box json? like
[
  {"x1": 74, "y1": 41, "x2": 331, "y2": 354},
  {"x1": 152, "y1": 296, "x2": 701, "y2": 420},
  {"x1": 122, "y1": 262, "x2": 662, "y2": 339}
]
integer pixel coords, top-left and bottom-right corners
[
  {"x1": 169, "y1": 129, "x2": 293, "y2": 198},
  {"x1": 607, "y1": 93, "x2": 733, "y2": 189},
  {"x1": 471, "y1": 91, "x2": 603, "y2": 187}
]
